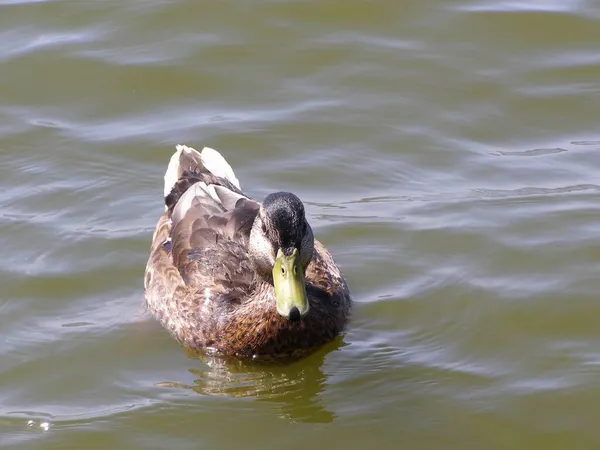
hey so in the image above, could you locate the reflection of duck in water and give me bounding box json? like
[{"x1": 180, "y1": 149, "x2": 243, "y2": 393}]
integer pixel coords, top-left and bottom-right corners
[
  {"x1": 144, "y1": 145, "x2": 351, "y2": 360},
  {"x1": 158, "y1": 338, "x2": 346, "y2": 424}
]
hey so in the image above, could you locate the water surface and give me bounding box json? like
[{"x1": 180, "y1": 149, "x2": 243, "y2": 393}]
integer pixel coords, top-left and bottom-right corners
[{"x1": 1, "y1": 0, "x2": 600, "y2": 448}]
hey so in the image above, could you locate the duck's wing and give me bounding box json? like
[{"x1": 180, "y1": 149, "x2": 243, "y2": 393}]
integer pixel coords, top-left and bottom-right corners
[
  {"x1": 306, "y1": 240, "x2": 351, "y2": 298},
  {"x1": 164, "y1": 146, "x2": 260, "y2": 300}
]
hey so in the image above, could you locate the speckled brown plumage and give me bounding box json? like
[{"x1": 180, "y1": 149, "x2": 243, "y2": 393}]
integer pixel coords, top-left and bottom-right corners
[{"x1": 144, "y1": 147, "x2": 351, "y2": 360}]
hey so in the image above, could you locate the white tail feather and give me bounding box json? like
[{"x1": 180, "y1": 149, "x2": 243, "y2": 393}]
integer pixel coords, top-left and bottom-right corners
[
  {"x1": 163, "y1": 145, "x2": 195, "y2": 198},
  {"x1": 163, "y1": 145, "x2": 241, "y2": 210},
  {"x1": 199, "y1": 146, "x2": 241, "y2": 190}
]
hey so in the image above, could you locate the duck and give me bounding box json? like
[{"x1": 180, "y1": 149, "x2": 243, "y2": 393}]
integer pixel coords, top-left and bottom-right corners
[{"x1": 144, "y1": 145, "x2": 351, "y2": 360}]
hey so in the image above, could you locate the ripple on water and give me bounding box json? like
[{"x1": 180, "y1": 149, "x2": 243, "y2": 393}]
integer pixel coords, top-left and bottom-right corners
[{"x1": 1, "y1": 0, "x2": 600, "y2": 447}]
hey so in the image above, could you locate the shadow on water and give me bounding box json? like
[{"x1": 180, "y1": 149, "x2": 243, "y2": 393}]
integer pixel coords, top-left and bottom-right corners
[{"x1": 156, "y1": 337, "x2": 347, "y2": 424}]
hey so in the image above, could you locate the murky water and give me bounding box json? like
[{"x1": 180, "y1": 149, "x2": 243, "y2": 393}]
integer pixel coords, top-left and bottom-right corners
[{"x1": 1, "y1": 0, "x2": 600, "y2": 448}]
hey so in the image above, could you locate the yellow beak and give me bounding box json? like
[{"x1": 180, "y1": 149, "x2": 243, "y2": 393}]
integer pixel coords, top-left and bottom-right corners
[{"x1": 272, "y1": 248, "x2": 309, "y2": 321}]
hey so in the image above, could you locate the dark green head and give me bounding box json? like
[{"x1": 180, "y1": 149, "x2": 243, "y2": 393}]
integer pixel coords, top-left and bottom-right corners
[{"x1": 249, "y1": 192, "x2": 314, "y2": 321}]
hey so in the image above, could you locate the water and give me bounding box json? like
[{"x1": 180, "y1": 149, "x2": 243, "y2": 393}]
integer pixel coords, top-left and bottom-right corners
[{"x1": 1, "y1": 0, "x2": 600, "y2": 448}]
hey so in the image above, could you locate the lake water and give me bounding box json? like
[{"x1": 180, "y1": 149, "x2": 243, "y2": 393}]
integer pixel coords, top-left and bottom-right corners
[{"x1": 1, "y1": 0, "x2": 600, "y2": 448}]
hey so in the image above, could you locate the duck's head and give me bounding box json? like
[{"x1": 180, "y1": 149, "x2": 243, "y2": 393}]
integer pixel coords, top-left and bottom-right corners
[{"x1": 249, "y1": 192, "x2": 314, "y2": 322}]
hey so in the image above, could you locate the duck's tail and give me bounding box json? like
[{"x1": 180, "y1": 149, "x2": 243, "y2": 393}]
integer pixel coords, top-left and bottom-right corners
[{"x1": 163, "y1": 145, "x2": 241, "y2": 199}]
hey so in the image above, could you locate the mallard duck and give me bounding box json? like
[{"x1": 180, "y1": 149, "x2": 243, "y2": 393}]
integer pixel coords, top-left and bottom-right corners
[{"x1": 144, "y1": 145, "x2": 351, "y2": 359}]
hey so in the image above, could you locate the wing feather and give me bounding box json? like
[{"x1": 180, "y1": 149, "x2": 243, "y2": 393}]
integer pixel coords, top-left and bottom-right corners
[{"x1": 164, "y1": 149, "x2": 261, "y2": 301}]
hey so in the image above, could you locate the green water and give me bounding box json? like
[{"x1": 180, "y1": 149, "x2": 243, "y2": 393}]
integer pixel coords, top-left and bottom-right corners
[{"x1": 1, "y1": 0, "x2": 600, "y2": 448}]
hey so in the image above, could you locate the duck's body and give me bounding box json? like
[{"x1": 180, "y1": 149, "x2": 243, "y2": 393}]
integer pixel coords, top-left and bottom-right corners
[{"x1": 144, "y1": 145, "x2": 351, "y2": 359}]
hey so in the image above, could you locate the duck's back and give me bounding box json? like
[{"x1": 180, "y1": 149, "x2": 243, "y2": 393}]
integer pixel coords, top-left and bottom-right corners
[{"x1": 144, "y1": 146, "x2": 261, "y2": 344}]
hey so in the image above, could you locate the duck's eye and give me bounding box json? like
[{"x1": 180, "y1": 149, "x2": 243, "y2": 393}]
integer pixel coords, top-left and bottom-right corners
[{"x1": 261, "y1": 222, "x2": 267, "y2": 234}]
